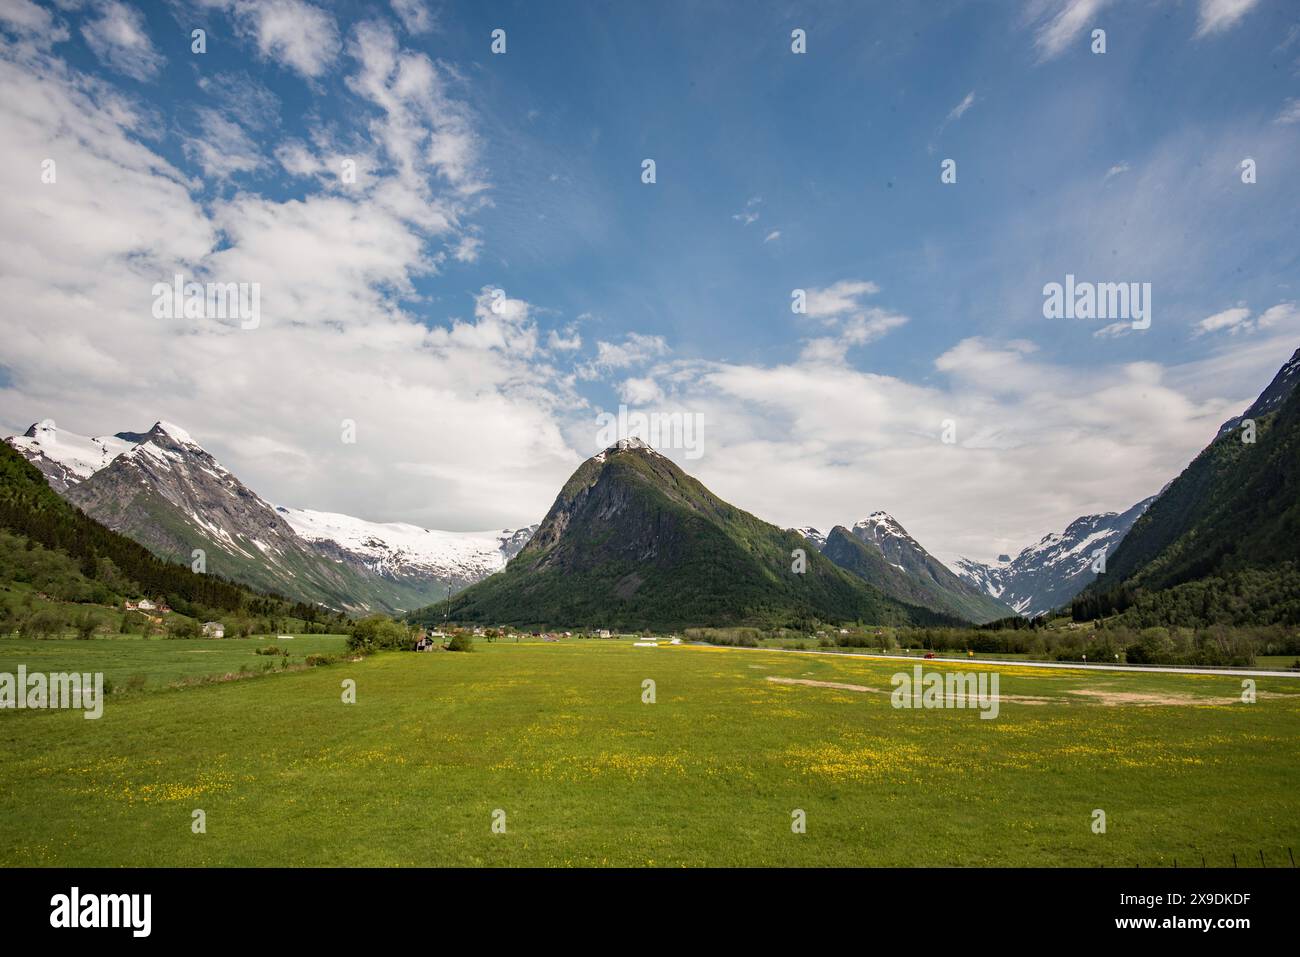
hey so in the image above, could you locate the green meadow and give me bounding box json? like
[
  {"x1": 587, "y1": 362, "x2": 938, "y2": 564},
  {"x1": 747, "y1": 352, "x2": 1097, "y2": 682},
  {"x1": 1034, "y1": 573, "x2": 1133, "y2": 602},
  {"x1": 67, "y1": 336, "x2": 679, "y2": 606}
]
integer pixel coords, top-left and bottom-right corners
[
  {"x1": 1, "y1": 637, "x2": 1297, "y2": 867},
  {"x1": 0, "y1": 634, "x2": 349, "y2": 690}
]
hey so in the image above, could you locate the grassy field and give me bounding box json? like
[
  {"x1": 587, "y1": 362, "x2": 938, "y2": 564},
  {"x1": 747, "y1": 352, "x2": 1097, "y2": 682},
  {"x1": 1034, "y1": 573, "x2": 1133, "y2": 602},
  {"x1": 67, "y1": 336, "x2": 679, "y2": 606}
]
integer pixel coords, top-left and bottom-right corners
[
  {"x1": 1, "y1": 637, "x2": 1297, "y2": 867},
  {"x1": 0, "y1": 634, "x2": 349, "y2": 690}
]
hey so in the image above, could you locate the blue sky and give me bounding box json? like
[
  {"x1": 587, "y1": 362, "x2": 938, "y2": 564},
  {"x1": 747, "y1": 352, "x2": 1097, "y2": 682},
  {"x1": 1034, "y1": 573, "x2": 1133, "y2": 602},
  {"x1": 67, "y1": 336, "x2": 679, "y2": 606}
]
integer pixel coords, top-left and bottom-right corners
[{"x1": 1, "y1": 0, "x2": 1299, "y2": 564}]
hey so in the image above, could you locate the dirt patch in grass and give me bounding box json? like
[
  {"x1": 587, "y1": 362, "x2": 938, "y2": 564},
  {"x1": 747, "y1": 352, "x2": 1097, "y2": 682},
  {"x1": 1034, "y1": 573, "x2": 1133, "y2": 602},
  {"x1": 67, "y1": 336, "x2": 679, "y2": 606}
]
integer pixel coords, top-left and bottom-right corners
[
  {"x1": 1068, "y1": 689, "x2": 1246, "y2": 707},
  {"x1": 765, "y1": 675, "x2": 1056, "y2": 704},
  {"x1": 767, "y1": 676, "x2": 884, "y2": 694}
]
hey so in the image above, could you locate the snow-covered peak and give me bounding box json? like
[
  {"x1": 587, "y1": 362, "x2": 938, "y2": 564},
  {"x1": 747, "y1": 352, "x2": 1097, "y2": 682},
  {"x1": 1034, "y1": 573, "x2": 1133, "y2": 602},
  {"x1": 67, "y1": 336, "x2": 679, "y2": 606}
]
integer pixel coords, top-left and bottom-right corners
[
  {"x1": 149, "y1": 420, "x2": 199, "y2": 447},
  {"x1": 591, "y1": 435, "x2": 665, "y2": 463},
  {"x1": 851, "y1": 511, "x2": 916, "y2": 544},
  {"x1": 6, "y1": 420, "x2": 136, "y2": 481},
  {"x1": 277, "y1": 505, "x2": 535, "y2": 579},
  {"x1": 794, "y1": 526, "x2": 827, "y2": 550}
]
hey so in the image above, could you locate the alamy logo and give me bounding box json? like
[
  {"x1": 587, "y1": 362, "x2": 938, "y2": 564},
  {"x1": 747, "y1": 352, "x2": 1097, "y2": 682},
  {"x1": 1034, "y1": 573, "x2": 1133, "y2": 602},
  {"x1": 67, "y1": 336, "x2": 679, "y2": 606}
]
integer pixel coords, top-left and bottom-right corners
[
  {"x1": 50, "y1": 887, "x2": 151, "y2": 937},
  {"x1": 890, "y1": 665, "x2": 1000, "y2": 719},
  {"x1": 1042, "y1": 274, "x2": 1150, "y2": 330},
  {"x1": 595, "y1": 404, "x2": 704, "y2": 459},
  {"x1": 151, "y1": 273, "x2": 261, "y2": 329},
  {"x1": 0, "y1": 667, "x2": 104, "y2": 719}
]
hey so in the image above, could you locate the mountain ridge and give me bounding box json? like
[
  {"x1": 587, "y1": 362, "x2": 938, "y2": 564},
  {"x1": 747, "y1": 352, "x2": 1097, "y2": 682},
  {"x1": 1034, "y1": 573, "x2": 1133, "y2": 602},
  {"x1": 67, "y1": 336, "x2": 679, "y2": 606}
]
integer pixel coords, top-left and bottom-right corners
[
  {"x1": 413, "y1": 439, "x2": 965, "y2": 630},
  {"x1": 4, "y1": 419, "x2": 535, "y2": 614}
]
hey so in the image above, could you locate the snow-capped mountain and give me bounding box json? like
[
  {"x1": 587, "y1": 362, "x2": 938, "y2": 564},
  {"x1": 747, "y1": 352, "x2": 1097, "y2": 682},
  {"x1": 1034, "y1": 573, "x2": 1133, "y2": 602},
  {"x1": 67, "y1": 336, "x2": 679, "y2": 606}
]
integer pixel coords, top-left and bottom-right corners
[
  {"x1": 954, "y1": 496, "x2": 1156, "y2": 618},
  {"x1": 276, "y1": 505, "x2": 535, "y2": 590},
  {"x1": 798, "y1": 512, "x2": 1015, "y2": 624},
  {"x1": 794, "y1": 526, "x2": 827, "y2": 550},
  {"x1": 4, "y1": 419, "x2": 535, "y2": 614},
  {"x1": 5, "y1": 420, "x2": 137, "y2": 493}
]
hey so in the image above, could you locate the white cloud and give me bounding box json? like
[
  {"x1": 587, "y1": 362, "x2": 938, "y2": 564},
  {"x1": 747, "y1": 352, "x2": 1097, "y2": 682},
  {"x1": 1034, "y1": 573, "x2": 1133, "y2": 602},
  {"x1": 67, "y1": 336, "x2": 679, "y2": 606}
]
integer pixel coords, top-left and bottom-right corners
[
  {"x1": 1193, "y1": 302, "x2": 1298, "y2": 337},
  {"x1": 1194, "y1": 305, "x2": 1252, "y2": 336},
  {"x1": 763, "y1": 230, "x2": 781, "y2": 243},
  {"x1": 0, "y1": 0, "x2": 66, "y2": 38},
  {"x1": 579, "y1": 333, "x2": 670, "y2": 378},
  {"x1": 547, "y1": 325, "x2": 582, "y2": 351},
  {"x1": 1195, "y1": 0, "x2": 1261, "y2": 38},
  {"x1": 1093, "y1": 321, "x2": 1131, "y2": 338},
  {"x1": 210, "y1": 0, "x2": 342, "y2": 80},
  {"x1": 0, "y1": 19, "x2": 585, "y2": 531},
  {"x1": 794, "y1": 281, "x2": 905, "y2": 362},
  {"x1": 618, "y1": 376, "x2": 664, "y2": 405},
  {"x1": 1103, "y1": 161, "x2": 1129, "y2": 181},
  {"x1": 81, "y1": 0, "x2": 165, "y2": 82},
  {"x1": 1256, "y1": 302, "x2": 1300, "y2": 329},
  {"x1": 802, "y1": 279, "x2": 880, "y2": 319},
  {"x1": 391, "y1": 0, "x2": 435, "y2": 35},
  {"x1": 1276, "y1": 97, "x2": 1300, "y2": 125},
  {"x1": 1028, "y1": 0, "x2": 1114, "y2": 62},
  {"x1": 946, "y1": 90, "x2": 976, "y2": 122},
  {"x1": 625, "y1": 334, "x2": 1288, "y2": 566},
  {"x1": 183, "y1": 108, "x2": 262, "y2": 179},
  {"x1": 732, "y1": 195, "x2": 762, "y2": 226}
]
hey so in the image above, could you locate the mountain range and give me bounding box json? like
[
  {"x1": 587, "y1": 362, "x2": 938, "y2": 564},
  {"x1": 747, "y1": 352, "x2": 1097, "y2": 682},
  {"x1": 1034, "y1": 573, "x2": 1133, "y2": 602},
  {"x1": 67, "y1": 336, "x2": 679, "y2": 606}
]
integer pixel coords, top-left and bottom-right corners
[
  {"x1": 4, "y1": 420, "x2": 534, "y2": 615},
  {"x1": 952, "y1": 496, "x2": 1156, "y2": 618},
  {"x1": 6, "y1": 343, "x2": 1297, "y2": 629},
  {"x1": 412, "y1": 437, "x2": 964, "y2": 630},
  {"x1": 795, "y1": 513, "x2": 1014, "y2": 624}
]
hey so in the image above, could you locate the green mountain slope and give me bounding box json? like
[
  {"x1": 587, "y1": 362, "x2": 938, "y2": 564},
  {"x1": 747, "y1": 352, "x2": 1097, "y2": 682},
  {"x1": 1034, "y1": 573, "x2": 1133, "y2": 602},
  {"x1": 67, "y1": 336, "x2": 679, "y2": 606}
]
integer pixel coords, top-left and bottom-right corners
[
  {"x1": 410, "y1": 440, "x2": 965, "y2": 630},
  {"x1": 1073, "y1": 345, "x2": 1300, "y2": 625},
  {"x1": 0, "y1": 441, "x2": 335, "y2": 623},
  {"x1": 820, "y1": 525, "x2": 1012, "y2": 624}
]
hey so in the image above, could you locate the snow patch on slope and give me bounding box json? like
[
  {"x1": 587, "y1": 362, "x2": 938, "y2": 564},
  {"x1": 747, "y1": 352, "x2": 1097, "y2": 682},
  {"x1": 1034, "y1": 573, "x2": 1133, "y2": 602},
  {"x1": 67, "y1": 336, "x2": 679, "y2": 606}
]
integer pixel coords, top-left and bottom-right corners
[{"x1": 277, "y1": 506, "x2": 532, "y2": 579}]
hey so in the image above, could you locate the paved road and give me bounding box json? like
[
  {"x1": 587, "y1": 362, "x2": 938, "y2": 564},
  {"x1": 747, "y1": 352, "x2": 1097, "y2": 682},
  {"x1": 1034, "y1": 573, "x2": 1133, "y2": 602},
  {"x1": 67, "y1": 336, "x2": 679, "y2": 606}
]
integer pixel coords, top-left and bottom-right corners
[{"x1": 688, "y1": 643, "x2": 1300, "y2": 679}]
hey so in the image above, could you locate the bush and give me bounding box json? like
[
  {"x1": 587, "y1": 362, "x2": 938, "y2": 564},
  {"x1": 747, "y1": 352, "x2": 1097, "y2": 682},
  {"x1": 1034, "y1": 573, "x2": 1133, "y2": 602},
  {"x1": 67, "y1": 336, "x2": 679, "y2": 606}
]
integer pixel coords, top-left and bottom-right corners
[
  {"x1": 254, "y1": 645, "x2": 283, "y2": 656},
  {"x1": 446, "y1": 633, "x2": 474, "y2": 652},
  {"x1": 347, "y1": 615, "x2": 412, "y2": 652},
  {"x1": 165, "y1": 617, "x2": 201, "y2": 639}
]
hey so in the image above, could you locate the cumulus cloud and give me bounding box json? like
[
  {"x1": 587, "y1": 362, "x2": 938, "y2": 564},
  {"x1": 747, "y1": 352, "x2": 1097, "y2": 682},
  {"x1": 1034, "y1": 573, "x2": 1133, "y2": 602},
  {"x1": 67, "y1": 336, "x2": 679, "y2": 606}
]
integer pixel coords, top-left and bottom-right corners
[
  {"x1": 578, "y1": 333, "x2": 670, "y2": 378},
  {"x1": 802, "y1": 279, "x2": 881, "y2": 319},
  {"x1": 1193, "y1": 302, "x2": 1299, "y2": 337},
  {"x1": 183, "y1": 108, "x2": 263, "y2": 179},
  {"x1": 794, "y1": 281, "x2": 906, "y2": 363},
  {"x1": 81, "y1": 0, "x2": 165, "y2": 81},
  {"x1": 0, "y1": 0, "x2": 67, "y2": 38},
  {"x1": 208, "y1": 0, "x2": 342, "y2": 80},
  {"x1": 391, "y1": 0, "x2": 435, "y2": 34},
  {"x1": 0, "y1": 15, "x2": 581, "y2": 531},
  {"x1": 618, "y1": 376, "x2": 664, "y2": 405}
]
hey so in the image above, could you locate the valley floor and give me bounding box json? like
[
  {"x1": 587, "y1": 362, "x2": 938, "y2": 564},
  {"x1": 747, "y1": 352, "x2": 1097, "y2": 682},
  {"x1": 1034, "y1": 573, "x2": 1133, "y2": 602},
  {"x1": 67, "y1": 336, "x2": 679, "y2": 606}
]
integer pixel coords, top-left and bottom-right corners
[{"x1": 1, "y1": 637, "x2": 1297, "y2": 866}]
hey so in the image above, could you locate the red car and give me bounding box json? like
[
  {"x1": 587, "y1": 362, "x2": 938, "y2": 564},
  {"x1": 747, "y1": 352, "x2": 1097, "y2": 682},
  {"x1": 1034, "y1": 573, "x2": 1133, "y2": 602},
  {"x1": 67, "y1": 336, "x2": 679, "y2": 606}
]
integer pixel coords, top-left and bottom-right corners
[{"x1": 923, "y1": 652, "x2": 937, "y2": 659}]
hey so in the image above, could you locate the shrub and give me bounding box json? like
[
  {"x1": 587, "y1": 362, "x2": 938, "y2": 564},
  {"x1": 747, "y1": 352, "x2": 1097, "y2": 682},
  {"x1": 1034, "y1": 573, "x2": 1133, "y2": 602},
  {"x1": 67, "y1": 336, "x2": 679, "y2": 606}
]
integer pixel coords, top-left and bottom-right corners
[
  {"x1": 347, "y1": 615, "x2": 412, "y2": 652},
  {"x1": 446, "y1": 633, "x2": 474, "y2": 652},
  {"x1": 165, "y1": 617, "x2": 201, "y2": 640}
]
